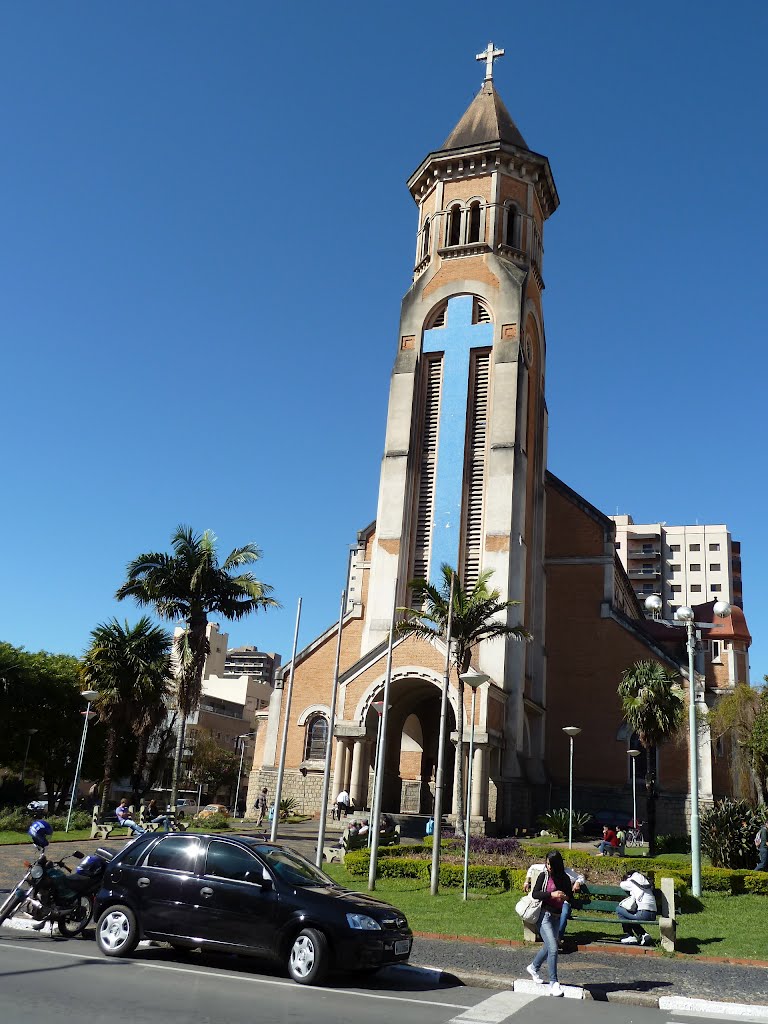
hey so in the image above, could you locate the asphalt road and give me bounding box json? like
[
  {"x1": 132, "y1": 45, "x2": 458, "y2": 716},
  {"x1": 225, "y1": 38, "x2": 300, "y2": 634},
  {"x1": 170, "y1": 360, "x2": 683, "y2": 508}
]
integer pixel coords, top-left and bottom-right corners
[{"x1": 0, "y1": 933, "x2": 765, "y2": 1024}]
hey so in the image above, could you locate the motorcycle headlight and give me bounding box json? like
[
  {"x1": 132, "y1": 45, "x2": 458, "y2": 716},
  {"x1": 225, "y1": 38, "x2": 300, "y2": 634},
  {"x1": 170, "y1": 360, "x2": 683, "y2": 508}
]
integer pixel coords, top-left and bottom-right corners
[
  {"x1": 30, "y1": 864, "x2": 44, "y2": 880},
  {"x1": 346, "y1": 913, "x2": 382, "y2": 931}
]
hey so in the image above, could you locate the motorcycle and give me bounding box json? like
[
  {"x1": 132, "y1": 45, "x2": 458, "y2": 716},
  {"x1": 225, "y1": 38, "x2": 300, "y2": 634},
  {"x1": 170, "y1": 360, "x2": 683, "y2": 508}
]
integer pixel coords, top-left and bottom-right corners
[{"x1": 0, "y1": 820, "x2": 113, "y2": 937}]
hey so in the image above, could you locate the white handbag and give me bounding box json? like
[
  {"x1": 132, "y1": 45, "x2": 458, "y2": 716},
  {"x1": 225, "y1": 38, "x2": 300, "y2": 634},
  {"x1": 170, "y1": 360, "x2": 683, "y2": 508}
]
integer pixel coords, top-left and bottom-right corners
[
  {"x1": 515, "y1": 893, "x2": 543, "y2": 926},
  {"x1": 619, "y1": 896, "x2": 637, "y2": 912}
]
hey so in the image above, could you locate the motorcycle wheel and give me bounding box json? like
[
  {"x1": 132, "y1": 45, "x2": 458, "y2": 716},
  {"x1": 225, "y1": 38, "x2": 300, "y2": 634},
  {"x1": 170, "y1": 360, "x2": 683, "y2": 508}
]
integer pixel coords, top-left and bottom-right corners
[
  {"x1": 0, "y1": 890, "x2": 25, "y2": 927},
  {"x1": 58, "y1": 895, "x2": 94, "y2": 937}
]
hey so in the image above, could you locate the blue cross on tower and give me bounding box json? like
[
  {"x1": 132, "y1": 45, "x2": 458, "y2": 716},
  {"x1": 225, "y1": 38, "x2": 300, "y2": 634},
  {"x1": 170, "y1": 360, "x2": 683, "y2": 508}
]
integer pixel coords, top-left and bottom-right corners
[{"x1": 422, "y1": 294, "x2": 493, "y2": 584}]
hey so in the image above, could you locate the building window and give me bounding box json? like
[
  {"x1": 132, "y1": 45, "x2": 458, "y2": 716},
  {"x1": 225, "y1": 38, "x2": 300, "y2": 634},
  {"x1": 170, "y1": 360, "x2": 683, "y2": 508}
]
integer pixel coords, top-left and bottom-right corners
[
  {"x1": 447, "y1": 205, "x2": 462, "y2": 247},
  {"x1": 304, "y1": 714, "x2": 328, "y2": 761},
  {"x1": 504, "y1": 205, "x2": 516, "y2": 247},
  {"x1": 421, "y1": 217, "x2": 431, "y2": 258},
  {"x1": 711, "y1": 640, "x2": 722, "y2": 661},
  {"x1": 467, "y1": 202, "x2": 482, "y2": 243},
  {"x1": 669, "y1": 604, "x2": 679, "y2": 615},
  {"x1": 671, "y1": 585, "x2": 682, "y2": 593},
  {"x1": 642, "y1": 583, "x2": 653, "y2": 593},
  {"x1": 691, "y1": 584, "x2": 702, "y2": 593},
  {"x1": 711, "y1": 584, "x2": 722, "y2": 592},
  {"x1": 669, "y1": 564, "x2": 681, "y2": 572},
  {"x1": 669, "y1": 544, "x2": 680, "y2": 552},
  {"x1": 690, "y1": 563, "x2": 701, "y2": 572},
  {"x1": 689, "y1": 543, "x2": 701, "y2": 552},
  {"x1": 709, "y1": 543, "x2": 720, "y2": 551},
  {"x1": 709, "y1": 563, "x2": 721, "y2": 572}
]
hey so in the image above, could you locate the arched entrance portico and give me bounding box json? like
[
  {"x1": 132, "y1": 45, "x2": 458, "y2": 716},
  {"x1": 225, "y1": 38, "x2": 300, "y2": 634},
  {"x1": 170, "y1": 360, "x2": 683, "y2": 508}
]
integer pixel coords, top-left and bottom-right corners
[{"x1": 334, "y1": 671, "x2": 457, "y2": 816}]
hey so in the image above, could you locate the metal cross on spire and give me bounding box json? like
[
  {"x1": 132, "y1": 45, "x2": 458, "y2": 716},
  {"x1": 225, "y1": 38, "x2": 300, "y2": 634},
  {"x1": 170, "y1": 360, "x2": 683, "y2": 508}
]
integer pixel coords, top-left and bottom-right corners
[{"x1": 476, "y1": 42, "x2": 504, "y2": 82}]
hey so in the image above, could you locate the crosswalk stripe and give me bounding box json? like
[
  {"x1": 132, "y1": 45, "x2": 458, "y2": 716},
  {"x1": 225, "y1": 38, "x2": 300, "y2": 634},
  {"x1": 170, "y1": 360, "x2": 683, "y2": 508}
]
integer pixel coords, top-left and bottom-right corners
[{"x1": 447, "y1": 990, "x2": 541, "y2": 1023}]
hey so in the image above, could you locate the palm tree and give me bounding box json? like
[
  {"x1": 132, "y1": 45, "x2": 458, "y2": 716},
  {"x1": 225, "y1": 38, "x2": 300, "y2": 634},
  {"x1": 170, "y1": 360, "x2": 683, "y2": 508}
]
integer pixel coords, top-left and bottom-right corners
[
  {"x1": 618, "y1": 660, "x2": 685, "y2": 856},
  {"x1": 116, "y1": 525, "x2": 278, "y2": 809},
  {"x1": 82, "y1": 617, "x2": 174, "y2": 809},
  {"x1": 397, "y1": 565, "x2": 530, "y2": 837}
]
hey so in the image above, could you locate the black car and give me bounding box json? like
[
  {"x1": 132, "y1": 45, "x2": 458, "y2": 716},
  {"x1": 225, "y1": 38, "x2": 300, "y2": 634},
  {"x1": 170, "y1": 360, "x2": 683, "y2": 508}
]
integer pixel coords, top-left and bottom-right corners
[{"x1": 93, "y1": 832, "x2": 412, "y2": 985}]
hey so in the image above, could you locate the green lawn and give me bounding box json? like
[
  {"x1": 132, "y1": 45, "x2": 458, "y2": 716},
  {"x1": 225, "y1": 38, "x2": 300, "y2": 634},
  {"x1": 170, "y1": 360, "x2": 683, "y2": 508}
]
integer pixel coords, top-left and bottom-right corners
[
  {"x1": 323, "y1": 864, "x2": 766, "y2": 960},
  {"x1": 0, "y1": 829, "x2": 92, "y2": 845}
]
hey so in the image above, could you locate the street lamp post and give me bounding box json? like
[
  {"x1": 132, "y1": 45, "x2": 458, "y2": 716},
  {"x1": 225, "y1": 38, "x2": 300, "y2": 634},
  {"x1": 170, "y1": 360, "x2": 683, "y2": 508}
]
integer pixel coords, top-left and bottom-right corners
[
  {"x1": 644, "y1": 594, "x2": 732, "y2": 897},
  {"x1": 21, "y1": 728, "x2": 38, "y2": 783},
  {"x1": 562, "y1": 726, "x2": 582, "y2": 849},
  {"x1": 628, "y1": 749, "x2": 640, "y2": 835},
  {"x1": 65, "y1": 691, "x2": 99, "y2": 833},
  {"x1": 460, "y1": 670, "x2": 489, "y2": 901},
  {"x1": 232, "y1": 732, "x2": 254, "y2": 820}
]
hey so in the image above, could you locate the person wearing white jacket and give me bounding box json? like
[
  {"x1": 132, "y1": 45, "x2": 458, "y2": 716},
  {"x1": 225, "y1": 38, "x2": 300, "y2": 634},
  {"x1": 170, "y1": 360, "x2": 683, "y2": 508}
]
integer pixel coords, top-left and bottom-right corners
[{"x1": 617, "y1": 871, "x2": 657, "y2": 946}]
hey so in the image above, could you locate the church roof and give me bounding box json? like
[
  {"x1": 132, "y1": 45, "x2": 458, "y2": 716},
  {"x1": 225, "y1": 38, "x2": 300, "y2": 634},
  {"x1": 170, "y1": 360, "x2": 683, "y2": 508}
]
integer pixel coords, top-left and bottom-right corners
[{"x1": 441, "y1": 81, "x2": 529, "y2": 153}]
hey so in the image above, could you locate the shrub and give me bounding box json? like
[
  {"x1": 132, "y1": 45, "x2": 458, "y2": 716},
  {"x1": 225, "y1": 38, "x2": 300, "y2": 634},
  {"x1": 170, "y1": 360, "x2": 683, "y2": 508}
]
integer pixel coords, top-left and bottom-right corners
[
  {"x1": 278, "y1": 797, "x2": 297, "y2": 820},
  {"x1": 701, "y1": 798, "x2": 759, "y2": 868},
  {"x1": 537, "y1": 809, "x2": 591, "y2": 839},
  {"x1": 656, "y1": 834, "x2": 691, "y2": 855},
  {"x1": 194, "y1": 812, "x2": 229, "y2": 830},
  {"x1": 0, "y1": 807, "x2": 35, "y2": 831},
  {"x1": 743, "y1": 872, "x2": 768, "y2": 896}
]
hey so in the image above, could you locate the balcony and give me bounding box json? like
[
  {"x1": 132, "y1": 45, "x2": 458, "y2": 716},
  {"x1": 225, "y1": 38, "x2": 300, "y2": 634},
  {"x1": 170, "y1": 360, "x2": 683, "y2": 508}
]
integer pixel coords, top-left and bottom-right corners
[
  {"x1": 628, "y1": 568, "x2": 662, "y2": 579},
  {"x1": 627, "y1": 548, "x2": 661, "y2": 559}
]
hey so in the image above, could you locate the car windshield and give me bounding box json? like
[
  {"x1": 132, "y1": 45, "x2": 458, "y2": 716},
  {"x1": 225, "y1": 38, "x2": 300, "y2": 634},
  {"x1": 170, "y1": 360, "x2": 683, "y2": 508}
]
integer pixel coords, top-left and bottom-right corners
[{"x1": 255, "y1": 846, "x2": 335, "y2": 888}]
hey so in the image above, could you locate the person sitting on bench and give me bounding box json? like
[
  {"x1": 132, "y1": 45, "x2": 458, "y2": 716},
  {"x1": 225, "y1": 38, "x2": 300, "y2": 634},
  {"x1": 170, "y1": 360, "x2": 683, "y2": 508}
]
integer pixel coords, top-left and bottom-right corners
[
  {"x1": 116, "y1": 799, "x2": 145, "y2": 836},
  {"x1": 618, "y1": 870, "x2": 657, "y2": 946}
]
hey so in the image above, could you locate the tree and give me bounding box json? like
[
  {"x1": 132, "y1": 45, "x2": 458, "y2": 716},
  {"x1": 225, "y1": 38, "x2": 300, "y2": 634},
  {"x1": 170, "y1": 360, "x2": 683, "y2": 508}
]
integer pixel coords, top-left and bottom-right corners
[
  {"x1": 708, "y1": 682, "x2": 767, "y2": 805},
  {"x1": 116, "y1": 525, "x2": 278, "y2": 809},
  {"x1": 0, "y1": 643, "x2": 91, "y2": 810},
  {"x1": 618, "y1": 660, "x2": 685, "y2": 856},
  {"x1": 397, "y1": 565, "x2": 530, "y2": 837},
  {"x1": 81, "y1": 618, "x2": 174, "y2": 809},
  {"x1": 186, "y1": 732, "x2": 240, "y2": 804}
]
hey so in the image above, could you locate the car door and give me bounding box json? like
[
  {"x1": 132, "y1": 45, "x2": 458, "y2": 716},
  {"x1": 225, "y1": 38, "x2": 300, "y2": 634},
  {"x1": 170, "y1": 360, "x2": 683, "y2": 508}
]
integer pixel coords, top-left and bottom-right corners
[
  {"x1": 191, "y1": 838, "x2": 278, "y2": 951},
  {"x1": 131, "y1": 834, "x2": 203, "y2": 937}
]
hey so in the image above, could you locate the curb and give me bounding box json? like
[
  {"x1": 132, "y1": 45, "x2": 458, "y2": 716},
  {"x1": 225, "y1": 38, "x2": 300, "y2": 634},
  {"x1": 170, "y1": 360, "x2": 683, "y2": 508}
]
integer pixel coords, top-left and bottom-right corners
[{"x1": 410, "y1": 960, "x2": 768, "y2": 1017}]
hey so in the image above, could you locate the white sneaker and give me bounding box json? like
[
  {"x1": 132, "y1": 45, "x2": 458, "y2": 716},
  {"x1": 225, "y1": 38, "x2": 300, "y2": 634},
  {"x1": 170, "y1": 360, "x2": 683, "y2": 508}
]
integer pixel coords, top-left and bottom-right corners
[
  {"x1": 550, "y1": 982, "x2": 564, "y2": 997},
  {"x1": 620, "y1": 935, "x2": 638, "y2": 944},
  {"x1": 526, "y1": 964, "x2": 544, "y2": 984},
  {"x1": 640, "y1": 933, "x2": 653, "y2": 947}
]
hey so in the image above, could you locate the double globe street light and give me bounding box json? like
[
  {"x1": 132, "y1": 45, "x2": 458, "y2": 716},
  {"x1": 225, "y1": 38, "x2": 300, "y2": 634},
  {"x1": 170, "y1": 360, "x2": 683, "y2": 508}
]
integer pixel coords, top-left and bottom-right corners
[
  {"x1": 460, "y1": 670, "x2": 489, "y2": 901},
  {"x1": 644, "y1": 593, "x2": 732, "y2": 898}
]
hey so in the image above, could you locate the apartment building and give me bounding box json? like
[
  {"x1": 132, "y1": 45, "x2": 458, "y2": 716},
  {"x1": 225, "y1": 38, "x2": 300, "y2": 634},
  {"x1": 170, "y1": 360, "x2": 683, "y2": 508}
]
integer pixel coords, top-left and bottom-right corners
[
  {"x1": 224, "y1": 645, "x2": 280, "y2": 686},
  {"x1": 610, "y1": 516, "x2": 743, "y2": 619}
]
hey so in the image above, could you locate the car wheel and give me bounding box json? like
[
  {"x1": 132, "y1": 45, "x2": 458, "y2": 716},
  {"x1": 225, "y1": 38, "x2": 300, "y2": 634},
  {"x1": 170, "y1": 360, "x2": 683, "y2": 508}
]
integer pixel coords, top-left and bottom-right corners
[
  {"x1": 58, "y1": 896, "x2": 93, "y2": 937},
  {"x1": 287, "y1": 927, "x2": 329, "y2": 985},
  {"x1": 96, "y1": 905, "x2": 140, "y2": 957}
]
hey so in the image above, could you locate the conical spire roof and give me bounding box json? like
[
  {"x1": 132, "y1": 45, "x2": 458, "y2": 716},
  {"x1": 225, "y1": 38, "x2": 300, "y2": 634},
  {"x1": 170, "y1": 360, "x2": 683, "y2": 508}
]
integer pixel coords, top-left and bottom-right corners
[{"x1": 441, "y1": 80, "x2": 528, "y2": 152}]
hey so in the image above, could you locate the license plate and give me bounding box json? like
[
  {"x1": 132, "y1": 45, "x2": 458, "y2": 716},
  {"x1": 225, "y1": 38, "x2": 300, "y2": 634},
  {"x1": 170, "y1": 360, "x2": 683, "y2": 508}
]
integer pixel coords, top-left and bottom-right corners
[{"x1": 394, "y1": 939, "x2": 410, "y2": 955}]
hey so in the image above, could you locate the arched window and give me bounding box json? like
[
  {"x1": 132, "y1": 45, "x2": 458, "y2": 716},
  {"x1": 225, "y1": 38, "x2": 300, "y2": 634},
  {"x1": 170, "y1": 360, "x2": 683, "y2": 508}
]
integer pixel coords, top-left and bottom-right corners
[
  {"x1": 447, "y1": 204, "x2": 462, "y2": 247},
  {"x1": 468, "y1": 202, "x2": 482, "y2": 243},
  {"x1": 304, "y1": 714, "x2": 328, "y2": 761},
  {"x1": 422, "y1": 217, "x2": 431, "y2": 258},
  {"x1": 504, "y1": 204, "x2": 516, "y2": 247}
]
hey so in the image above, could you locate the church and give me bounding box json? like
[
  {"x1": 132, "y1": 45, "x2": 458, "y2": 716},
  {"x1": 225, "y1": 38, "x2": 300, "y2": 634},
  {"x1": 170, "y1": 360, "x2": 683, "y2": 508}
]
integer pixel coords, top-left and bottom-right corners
[{"x1": 246, "y1": 47, "x2": 750, "y2": 834}]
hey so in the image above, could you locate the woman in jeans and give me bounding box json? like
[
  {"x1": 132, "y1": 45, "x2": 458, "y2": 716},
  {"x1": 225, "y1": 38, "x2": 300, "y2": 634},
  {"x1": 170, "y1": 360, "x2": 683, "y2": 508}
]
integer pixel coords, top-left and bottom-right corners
[
  {"x1": 617, "y1": 870, "x2": 657, "y2": 945},
  {"x1": 526, "y1": 851, "x2": 573, "y2": 997}
]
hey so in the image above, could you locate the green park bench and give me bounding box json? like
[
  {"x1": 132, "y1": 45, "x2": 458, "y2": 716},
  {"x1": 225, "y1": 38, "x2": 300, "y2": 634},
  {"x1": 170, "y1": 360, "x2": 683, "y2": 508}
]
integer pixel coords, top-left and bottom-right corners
[{"x1": 522, "y1": 877, "x2": 677, "y2": 952}]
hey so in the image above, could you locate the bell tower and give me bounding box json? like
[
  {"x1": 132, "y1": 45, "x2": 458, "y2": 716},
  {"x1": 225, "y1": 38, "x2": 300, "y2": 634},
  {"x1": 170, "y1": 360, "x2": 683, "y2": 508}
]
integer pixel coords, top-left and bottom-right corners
[{"x1": 362, "y1": 46, "x2": 559, "y2": 794}]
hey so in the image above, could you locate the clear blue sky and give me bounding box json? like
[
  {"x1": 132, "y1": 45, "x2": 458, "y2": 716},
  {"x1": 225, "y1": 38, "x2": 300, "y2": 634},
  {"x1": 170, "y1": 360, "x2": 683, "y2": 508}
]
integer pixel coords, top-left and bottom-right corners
[{"x1": 1, "y1": 3, "x2": 765, "y2": 682}]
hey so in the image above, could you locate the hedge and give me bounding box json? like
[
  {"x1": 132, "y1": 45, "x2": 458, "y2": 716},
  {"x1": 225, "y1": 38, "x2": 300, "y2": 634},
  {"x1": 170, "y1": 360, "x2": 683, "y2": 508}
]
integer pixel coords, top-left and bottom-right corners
[{"x1": 343, "y1": 849, "x2": 768, "y2": 898}]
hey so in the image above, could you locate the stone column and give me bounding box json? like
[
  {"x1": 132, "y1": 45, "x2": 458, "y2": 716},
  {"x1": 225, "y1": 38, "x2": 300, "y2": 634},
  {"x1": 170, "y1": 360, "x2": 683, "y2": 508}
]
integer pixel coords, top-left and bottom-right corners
[
  {"x1": 350, "y1": 739, "x2": 368, "y2": 811},
  {"x1": 331, "y1": 738, "x2": 347, "y2": 807},
  {"x1": 472, "y1": 745, "x2": 489, "y2": 818}
]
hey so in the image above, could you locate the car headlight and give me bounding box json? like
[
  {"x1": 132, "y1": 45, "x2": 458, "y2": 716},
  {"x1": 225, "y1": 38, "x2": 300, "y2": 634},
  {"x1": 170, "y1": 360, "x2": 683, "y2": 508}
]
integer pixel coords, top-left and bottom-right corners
[{"x1": 346, "y1": 913, "x2": 382, "y2": 931}]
